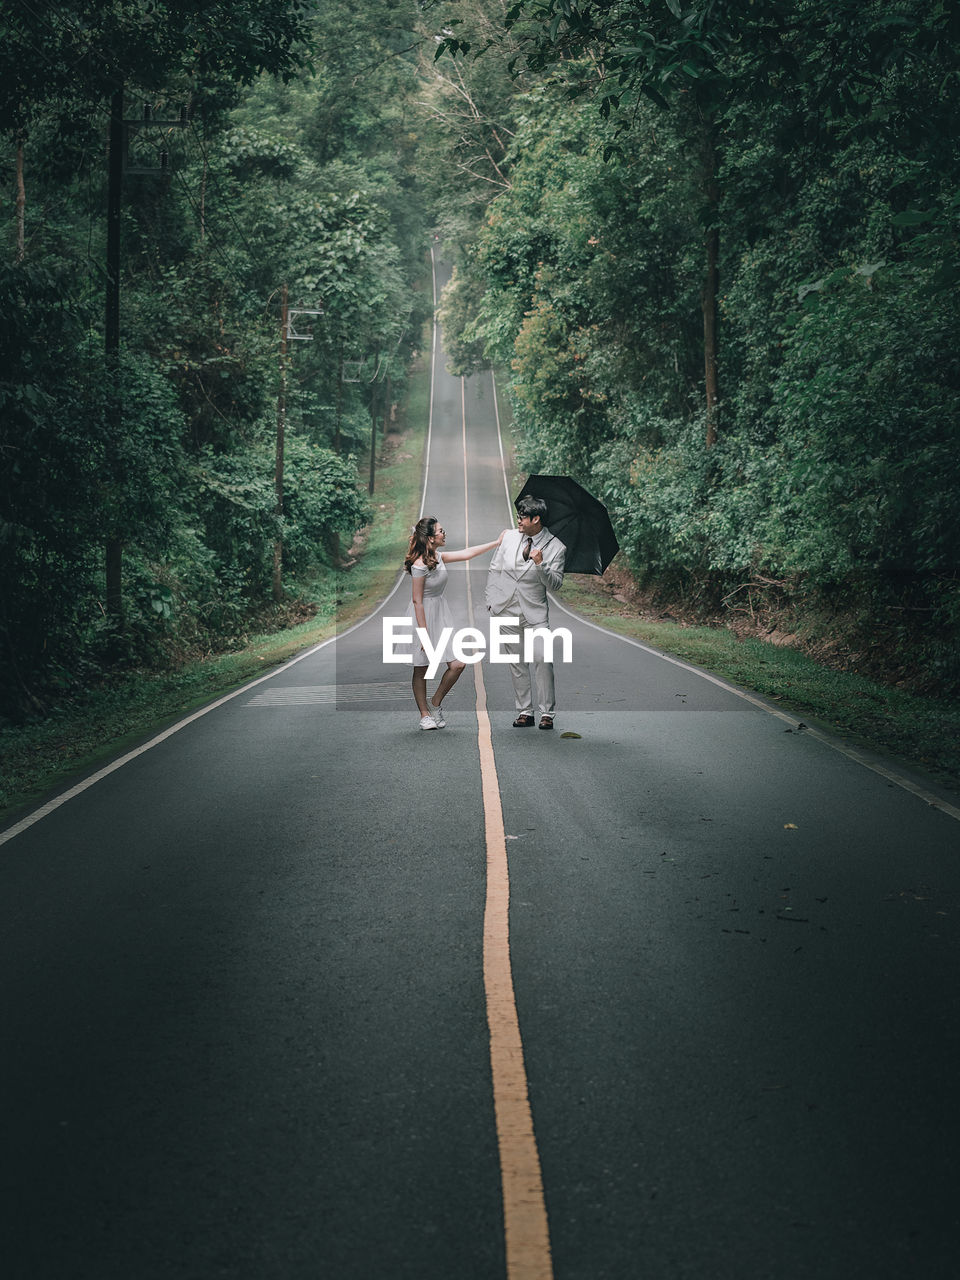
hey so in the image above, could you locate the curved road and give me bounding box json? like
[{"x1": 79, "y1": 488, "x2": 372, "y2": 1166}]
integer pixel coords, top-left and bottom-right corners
[{"x1": 2, "y1": 258, "x2": 959, "y2": 1280}]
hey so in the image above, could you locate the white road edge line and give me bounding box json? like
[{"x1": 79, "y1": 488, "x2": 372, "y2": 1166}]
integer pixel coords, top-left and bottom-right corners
[
  {"x1": 491, "y1": 372, "x2": 959, "y2": 825},
  {"x1": 0, "y1": 607, "x2": 374, "y2": 849},
  {"x1": 6, "y1": 258, "x2": 954, "y2": 846},
  {"x1": 547, "y1": 595, "x2": 960, "y2": 824},
  {"x1": 0, "y1": 250, "x2": 448, "y2": 849}
]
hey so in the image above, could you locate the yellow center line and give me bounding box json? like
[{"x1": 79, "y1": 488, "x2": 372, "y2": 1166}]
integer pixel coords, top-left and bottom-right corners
[{"x1": 461, "y1": 378, "x2": 554, "y2": 1280}]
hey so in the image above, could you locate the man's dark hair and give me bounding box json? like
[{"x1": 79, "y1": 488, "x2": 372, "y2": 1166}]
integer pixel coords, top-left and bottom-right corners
[{"x1": 517, "y1": 495, "x2": 548, "y2": 523}]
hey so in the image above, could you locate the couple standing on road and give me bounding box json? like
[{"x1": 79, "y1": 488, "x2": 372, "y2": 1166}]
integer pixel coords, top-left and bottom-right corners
[{"x1": 403, "y1": 496, "x2": 566, "y2": 731}]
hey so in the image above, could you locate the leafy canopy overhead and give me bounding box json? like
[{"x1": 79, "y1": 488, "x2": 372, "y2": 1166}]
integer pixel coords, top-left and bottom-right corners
[
  {"x1": 441, "y1": 0, "x2": 960, "y2": 122},
  {"x1": 0, "y1": 0, "x2": 313, "y2": 131}
]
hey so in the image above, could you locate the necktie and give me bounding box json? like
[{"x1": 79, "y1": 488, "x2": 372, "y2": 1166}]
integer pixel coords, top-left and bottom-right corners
[{"x1": 522, "y1": 536, "x2": 533, "y2": 561}]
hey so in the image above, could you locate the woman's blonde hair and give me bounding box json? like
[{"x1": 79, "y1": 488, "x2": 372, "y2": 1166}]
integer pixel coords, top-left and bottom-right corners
[{"x1": 404, "y1": 516, "x2": 440, "y2": 573}]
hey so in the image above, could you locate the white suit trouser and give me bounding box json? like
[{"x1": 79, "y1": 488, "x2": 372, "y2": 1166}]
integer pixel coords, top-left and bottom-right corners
[{"x1": 498, "y1": 616, "x2": 556, "y2": 717}]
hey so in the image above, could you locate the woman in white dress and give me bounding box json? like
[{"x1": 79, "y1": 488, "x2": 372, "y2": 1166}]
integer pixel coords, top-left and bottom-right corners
[{"x1": 404, "y1": 516, "x2": 503, "y2": 730}]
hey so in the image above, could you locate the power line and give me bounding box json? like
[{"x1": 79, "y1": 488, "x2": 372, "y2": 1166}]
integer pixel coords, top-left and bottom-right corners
[
  {"x1": 167, "y1": 165, "x2": 259, "y2": 303},
  {"x1": 186, "y1": 118, "x2": 263, "y2": 269}
]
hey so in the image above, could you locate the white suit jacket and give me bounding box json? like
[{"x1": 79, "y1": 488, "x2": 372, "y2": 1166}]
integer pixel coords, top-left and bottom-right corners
[{"x1": 484, "y1": 528, "x2": 565, "y2": 626}]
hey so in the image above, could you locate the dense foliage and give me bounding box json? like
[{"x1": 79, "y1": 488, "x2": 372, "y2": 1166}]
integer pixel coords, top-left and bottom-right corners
[
  {"x1": 1, "y1": 0, "x2": 432, "y2": 717},
  {"x1": 432, "y1": 0, "x2": 960, "y2": 693},
  {"x1": 3, "y1": 0, "x2": 958, "y2": 720}
]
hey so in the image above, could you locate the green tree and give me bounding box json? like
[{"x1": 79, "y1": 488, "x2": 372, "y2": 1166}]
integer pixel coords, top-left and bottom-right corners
[
  {"x1": 439, "y1": 0, "x2": 960, "y2": 446},
  {"x1": 1, "y1": 1, "x2": 434, "y2": 714},
  {"x1": 430, "y1": 0, "x2": 960, "y2": 689}
]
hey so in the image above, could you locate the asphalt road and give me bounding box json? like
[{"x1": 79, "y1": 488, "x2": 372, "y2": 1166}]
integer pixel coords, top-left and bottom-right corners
[{"x1": 2, "y1": 259, "x2": 959, "y2": 1280}]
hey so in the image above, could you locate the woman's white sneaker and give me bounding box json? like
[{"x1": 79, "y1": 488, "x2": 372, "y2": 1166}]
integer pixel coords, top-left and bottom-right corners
[
  {"x1": 419, "y1": 714, "x2": 439, "y2": 730},
  {"x1": 429, "y1": 702, "x2": 446, "y2": 727}
]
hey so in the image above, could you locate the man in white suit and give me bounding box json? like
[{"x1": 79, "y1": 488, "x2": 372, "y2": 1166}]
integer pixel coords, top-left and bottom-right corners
[{"x1": 485, "y1": 495, "x2": 566, "y2": 729}]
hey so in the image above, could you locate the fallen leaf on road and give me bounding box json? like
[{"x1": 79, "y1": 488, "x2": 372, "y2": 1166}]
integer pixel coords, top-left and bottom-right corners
[
  {"x1": 560, "y1": 731, "x2": 582, "y2": 739},
  {"x1": 784, "y1": 823, "x2": 798, "y2": 829}
]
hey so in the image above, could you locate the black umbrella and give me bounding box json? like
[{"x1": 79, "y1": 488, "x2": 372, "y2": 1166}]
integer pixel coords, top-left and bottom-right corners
[{"x1": 515, "y1": 474, "x2": 619, "y2": 575}]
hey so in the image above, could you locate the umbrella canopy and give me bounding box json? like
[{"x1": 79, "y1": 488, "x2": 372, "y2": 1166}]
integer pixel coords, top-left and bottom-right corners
[{"x1": 515, "y1": 474, "x2": 619, "y2": 575}]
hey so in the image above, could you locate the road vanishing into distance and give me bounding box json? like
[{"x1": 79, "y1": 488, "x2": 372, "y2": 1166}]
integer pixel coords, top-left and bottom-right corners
[{"x1": 3, "y1": 258, "x2": 960, "y2": 1280}]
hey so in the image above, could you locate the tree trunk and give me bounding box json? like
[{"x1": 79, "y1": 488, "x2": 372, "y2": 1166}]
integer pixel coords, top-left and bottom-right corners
[
  {"x1": 199, "y1": 147, "x2": 207, "y2": 244},
  {"x1": 368, "y1": 382, "x2": 378, "y2": 495},
  {"x1": 335, "y1": 339, "x2": 344, "y2": 453},
  {"x1": 702, "y1": 126, "x2": 720, "y2": 449},
  {"x1": 106, "y1": 540, "x2": 123, "y2": 620},
  {"x1": 702, "y1": 222, "x2": 719, "y2": 448},
  {"x1": 15, "y1": 136, "x2": 25, "y2": 262},
  {"x1": 0, "y1": 621, "x2": 46, "y2": 716},
  {"x1": 105, "y1": 86, "x2": 125, "y2": 621},
  {"x1": 272, "y1": 284, "x2": 288, "y2": 603},
  {"x1": 105, "y1": 87, "x2": 123, "y2": 367}
]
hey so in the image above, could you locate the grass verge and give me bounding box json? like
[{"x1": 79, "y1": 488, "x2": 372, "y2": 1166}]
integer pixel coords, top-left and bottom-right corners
[
  {"x1": 0, "y1": 366, "x2": 430, "y2": 826},
  {"x1": 5, "y1": 365, "x2": 956, "y2": 822},
  {"x1": 561, "y1": 574, "x2": 960, "y2": 793},
  {"x1": 495, "y1": 372, "x2": 958, "y2": 792}
]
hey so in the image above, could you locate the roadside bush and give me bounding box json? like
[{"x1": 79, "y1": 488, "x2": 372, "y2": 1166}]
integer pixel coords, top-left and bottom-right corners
[{"x1": 281, "y1": 439, "x2": 371, "y2": 571}]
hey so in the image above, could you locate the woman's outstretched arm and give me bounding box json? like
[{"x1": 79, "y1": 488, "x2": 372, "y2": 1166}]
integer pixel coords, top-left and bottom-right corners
[{"x1": 441, "y1": 531, "x2": 507, "y2": 563}]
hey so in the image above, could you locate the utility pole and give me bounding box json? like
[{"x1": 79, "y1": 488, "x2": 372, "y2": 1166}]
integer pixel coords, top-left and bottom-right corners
[
  {"x1": 106, "y1": 88, "x2": 124, "y2": 357},
  {"x1": 273, "y1": 283, "x2": 288, "y2": 603},
  {"x1": 104, "y1": 85, "x2": 124, "y2": 622},
  {"x1": 702, "y1": 127, "x2": 720, "y2": 449},
  {"x1": 271, "y1": 295, "x2": 322, "y2": 598},
  {"x1": 103, "y1": 91, "x2": 186, "y2": 622},
  {"x1": 335, "y1": 338, "x2": 344, "y2": 454},
  {"x1": 368, "y1": 374, "x2": 379, "y2": 495},
  {"x1": 15, "y1": 132, "x2": 26, "y2": 262}
]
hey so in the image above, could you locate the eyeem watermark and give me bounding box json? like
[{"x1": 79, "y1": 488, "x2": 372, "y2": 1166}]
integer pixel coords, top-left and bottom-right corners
[{"x1": 383, "y1": 616, "x2": 573, "y2": 679}]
